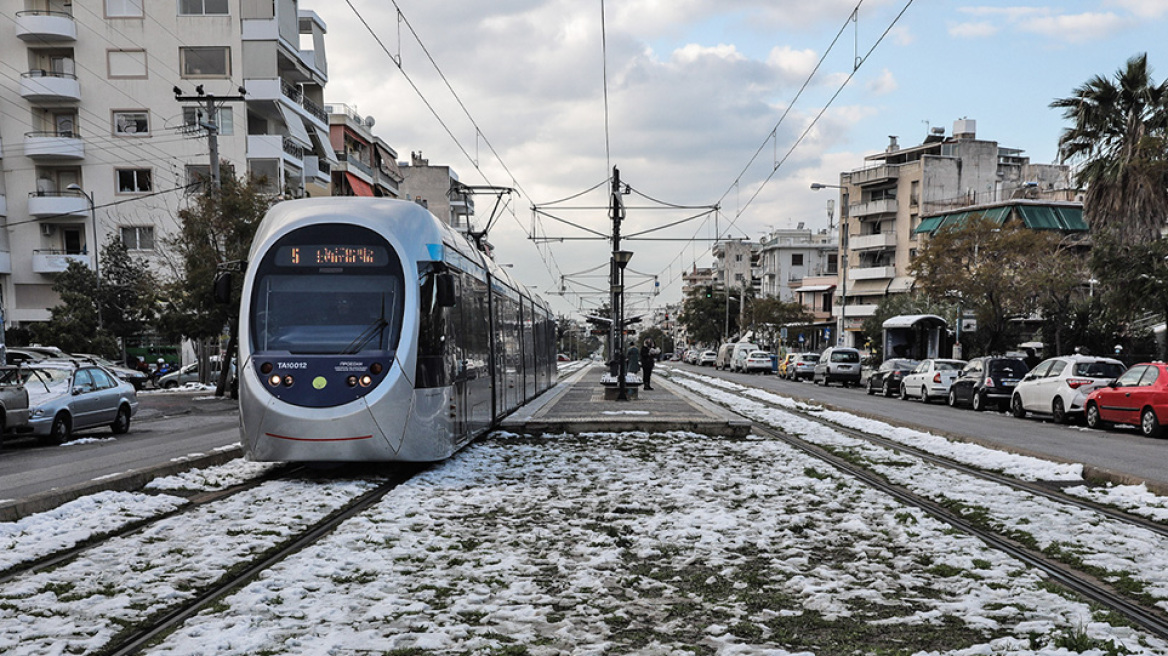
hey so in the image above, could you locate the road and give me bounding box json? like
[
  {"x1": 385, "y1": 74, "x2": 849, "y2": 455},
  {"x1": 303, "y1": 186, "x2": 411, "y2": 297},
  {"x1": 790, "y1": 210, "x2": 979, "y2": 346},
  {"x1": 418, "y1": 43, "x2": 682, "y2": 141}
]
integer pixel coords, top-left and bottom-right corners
[
  {"x1": 672, "y1": 362, "x2": 1168, "y2": 491},
  {"x1": 0, "y1": 392, "x2": 240, "y2": 513}
]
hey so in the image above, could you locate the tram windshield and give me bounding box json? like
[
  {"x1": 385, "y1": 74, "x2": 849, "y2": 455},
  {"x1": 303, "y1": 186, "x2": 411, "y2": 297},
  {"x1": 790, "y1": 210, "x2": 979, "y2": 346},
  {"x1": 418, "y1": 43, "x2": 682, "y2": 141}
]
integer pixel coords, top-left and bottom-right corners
[{"x1": 252, "y1": 274, "x2": 404, "y2": 354}]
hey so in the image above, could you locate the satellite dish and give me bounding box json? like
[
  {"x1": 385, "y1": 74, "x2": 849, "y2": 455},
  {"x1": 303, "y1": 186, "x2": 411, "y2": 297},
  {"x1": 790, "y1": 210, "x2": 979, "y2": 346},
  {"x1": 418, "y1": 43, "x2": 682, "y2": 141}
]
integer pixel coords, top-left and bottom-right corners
[{"x1": 364, "y1": 116, "x2": 376, "y2": 127}]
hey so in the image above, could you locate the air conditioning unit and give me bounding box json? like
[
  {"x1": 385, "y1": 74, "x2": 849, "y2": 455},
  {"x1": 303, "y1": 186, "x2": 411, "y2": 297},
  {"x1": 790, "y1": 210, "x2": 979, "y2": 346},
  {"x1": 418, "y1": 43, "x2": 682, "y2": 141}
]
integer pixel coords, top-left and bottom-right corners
[{"x1": 41, "y1": 223, "x2": 55, "y2": 237}]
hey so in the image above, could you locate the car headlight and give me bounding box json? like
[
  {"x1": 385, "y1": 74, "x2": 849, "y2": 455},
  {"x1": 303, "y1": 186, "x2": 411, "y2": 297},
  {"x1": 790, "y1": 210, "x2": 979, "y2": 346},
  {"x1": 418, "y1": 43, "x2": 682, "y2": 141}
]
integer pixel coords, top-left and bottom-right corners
[{"x1": 31, "y1": 408, "x2": 45, "y2": 417}]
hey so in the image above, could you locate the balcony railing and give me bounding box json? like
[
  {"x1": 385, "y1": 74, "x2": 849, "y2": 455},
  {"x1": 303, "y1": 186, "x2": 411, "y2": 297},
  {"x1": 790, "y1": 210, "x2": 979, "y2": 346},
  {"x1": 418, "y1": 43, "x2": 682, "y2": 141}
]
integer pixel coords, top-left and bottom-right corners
[
  {"x1": 28, "y1": 190, "x2": 88, "y2": 217},
  {"x1": 280, "y1": 80, "x2": 327, "y2": 123},
  {"x1": 24, "y1": 130, "x2": 85, "y2": 160},
  {"x1": 33, "y1": 249, "x2": 90, "y2": 274},
  {"x1": 850, "y1": 198, "x2": 898, "y2": 218},
  {"x1": 849, "y1": 164, "x2": 899, "y2": 186},
  {"x1": 19, "y1": 70, "x2": 80, "y2": 102},
  {"x1": 282, "y1": 136, "x2": 305, "y2": 160},
  {"x1": 15, "y1": 10, "x2": 76, "y2": 41},
  {"x1": 848, "y1": 265, "x2": 896, "y2": 281},
  {"x1": 850, "y1": 232, "x2": 897, "y2": 251},
  {"x1": 338, "y1": 152, "x2": 373, "y2": 177}
]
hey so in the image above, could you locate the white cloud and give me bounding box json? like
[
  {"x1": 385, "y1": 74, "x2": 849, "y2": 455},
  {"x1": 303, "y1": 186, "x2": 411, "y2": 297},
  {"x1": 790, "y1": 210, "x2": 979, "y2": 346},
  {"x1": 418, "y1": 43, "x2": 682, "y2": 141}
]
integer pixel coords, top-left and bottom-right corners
[
  {"x1": 1016, "y1": 11, "x2": 1130, "y2": 43},
  {"x1": 947, "y1": 21, "x2": 999, "y2": 39},
  {"x1": 866, "y1": 68, "x2": 898, "y2": 95},
  {"x1": 1106, "y1": 0, "x2": 1168, "y2": 19},
  {"x1": 672, "y1": 43, "x2": 746, "y2": 64},
  {"x1": 766, "y1": 45, "x2": 819, "y2": 82}
]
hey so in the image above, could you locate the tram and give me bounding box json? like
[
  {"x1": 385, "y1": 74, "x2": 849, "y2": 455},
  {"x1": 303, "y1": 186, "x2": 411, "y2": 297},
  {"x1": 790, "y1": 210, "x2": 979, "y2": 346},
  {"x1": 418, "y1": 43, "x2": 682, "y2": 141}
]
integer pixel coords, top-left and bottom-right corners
[{"x1": 238, "y1": 197, "x2": 556, "y2": 461}]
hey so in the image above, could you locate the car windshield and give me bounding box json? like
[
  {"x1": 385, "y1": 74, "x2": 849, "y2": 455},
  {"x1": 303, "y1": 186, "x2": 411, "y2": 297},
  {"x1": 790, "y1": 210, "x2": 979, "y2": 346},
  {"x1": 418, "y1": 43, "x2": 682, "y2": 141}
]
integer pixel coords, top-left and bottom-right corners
[
  {"x1": 25, "y1": 367, "x2": 72, "y2": 392},
  {"x1": 935, "y1": 361, "x2": 963, "y2": 371},
  {"x1": 1074, "y1": 361, "x2": 1126, "y2": 378},
  {"x1": 800, "y1": 354, "x2": 819, "y2": 363},
  {"x1": 749, "y1": 352, "x2": 768, "y2": 358},
  {"x1": 830, "y1": 351, "x2": 859, "y2": 363},
  {"x1": 988, "y1": 360, "x2": 1028, "y2": 376},
  {"x1": 888, "y1": 359, "x2": 917, "y2": 370}
]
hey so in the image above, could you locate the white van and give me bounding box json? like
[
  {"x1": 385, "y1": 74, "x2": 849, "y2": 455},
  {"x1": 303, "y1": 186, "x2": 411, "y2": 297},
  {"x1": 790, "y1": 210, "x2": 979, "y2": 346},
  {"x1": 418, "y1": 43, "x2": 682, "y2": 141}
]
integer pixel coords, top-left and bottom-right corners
[{"x1": 717, "y1": 342, "x2": 758, "y2": 371}]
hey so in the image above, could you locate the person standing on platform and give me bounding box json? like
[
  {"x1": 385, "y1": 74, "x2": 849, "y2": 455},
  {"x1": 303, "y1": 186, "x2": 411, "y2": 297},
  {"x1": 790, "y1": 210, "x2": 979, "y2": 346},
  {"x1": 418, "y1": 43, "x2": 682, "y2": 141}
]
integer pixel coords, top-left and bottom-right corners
[
  {"x1": 641, "y1": 338, "x2": 660, "y2": 390},
  {"x1": 627, "y1": 341, "x2": 641, "y2": 378}
]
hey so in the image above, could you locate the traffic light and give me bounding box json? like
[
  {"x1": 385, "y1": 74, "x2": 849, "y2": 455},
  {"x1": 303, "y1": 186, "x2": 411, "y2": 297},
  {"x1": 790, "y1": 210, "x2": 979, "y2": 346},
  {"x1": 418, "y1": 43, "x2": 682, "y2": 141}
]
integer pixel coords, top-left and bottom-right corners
[{"x1": 704, "y1": 286, "x2": 712, "y2": 298}]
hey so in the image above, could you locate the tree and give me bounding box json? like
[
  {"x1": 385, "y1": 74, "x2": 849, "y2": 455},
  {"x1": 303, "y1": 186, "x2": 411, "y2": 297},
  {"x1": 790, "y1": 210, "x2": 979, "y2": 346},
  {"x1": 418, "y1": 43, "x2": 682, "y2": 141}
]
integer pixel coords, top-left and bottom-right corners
[
  {"x1": 31, "y1": 237, "x2": 158, "y2": 357},
  {"x1": 636, "y1": 326, "x2": 672, "y2": 354},
  {"x1": 680, "y1": 288, "x2": 735, "y2": 346},
  {"x1": 158, "y1": 173, "x2": 273, "y2": 393},
  {"x1": 747, "y1": 298, "x2": 812, "y2": 352},
  {"x1": 1089, "y1": 236, "x2": 1168, "y2": 359},
  {"x1": 1051, "y1": 53, "x2": 1168, "y2": 244},
  {"x1": 910, "y1": 216, "x2": 1064, "y2": 355}
]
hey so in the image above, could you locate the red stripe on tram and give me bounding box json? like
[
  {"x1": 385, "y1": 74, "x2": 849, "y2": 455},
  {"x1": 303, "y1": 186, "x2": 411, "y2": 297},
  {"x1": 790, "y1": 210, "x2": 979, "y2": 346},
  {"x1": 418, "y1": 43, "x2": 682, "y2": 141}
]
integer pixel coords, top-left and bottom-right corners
[{"x1": 265, "y1": 433, "x2": 374, "y2": 442}]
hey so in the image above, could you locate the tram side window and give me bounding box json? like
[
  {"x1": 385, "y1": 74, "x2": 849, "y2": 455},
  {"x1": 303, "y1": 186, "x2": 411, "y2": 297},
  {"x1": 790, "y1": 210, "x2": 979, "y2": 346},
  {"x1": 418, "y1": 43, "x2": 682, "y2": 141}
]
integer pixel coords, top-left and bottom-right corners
[{"x1": 417, "y1": 270, "x2": 452, "y2": 388}]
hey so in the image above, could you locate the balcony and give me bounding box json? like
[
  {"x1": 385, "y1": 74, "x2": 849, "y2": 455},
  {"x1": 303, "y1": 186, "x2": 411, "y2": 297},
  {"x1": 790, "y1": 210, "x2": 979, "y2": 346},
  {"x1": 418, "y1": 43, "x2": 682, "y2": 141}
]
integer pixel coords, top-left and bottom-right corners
[
  {"x1": 834, "y1": 303, "x2": 879, "y2": 318},
  {"x1": 19, "y1": 71, "x2": 80, "y2": 103},
  {"x1": 849, "y1": 164, "x2": 899, "y2": 186},
  {"x1": 28, "y1": 191, "x2": 88, "y2": 217},
  {"x1": 15, "y1": 11, "x2": 76, "y2": 42},
  {"x1": 337, "y1": 152, "x2": 373, "y2": 179},
  {"x1": 850, "y1": 198, "x2": 898, "y2": 219},
  {"x1": 848, "y1": 265, "x2": 896, "y2": 281},
  {"x1": 33, "y1": 250, "x2": 90, "y2": 274},
  {"x1": 850, "y1": 232, "x2": 897, "y2": 251},
  {"x1": 24, "y1": 131, "x2": 84, "y2": 160}
]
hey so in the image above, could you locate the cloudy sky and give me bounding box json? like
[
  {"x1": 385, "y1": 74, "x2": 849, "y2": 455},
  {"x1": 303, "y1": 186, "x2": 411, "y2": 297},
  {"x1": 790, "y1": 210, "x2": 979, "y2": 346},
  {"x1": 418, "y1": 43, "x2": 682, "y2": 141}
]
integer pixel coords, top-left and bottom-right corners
[{"x1": 318, "y1": 0, "x2": 1168, "y2": 317}]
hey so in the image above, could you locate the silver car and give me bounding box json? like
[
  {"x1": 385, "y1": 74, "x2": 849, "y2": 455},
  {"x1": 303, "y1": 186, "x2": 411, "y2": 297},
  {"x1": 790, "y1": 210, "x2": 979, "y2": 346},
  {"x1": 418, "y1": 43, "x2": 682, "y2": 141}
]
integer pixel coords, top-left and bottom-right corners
[{"x1": 24, "y1": 362, "x2": 139, "y2": 444}]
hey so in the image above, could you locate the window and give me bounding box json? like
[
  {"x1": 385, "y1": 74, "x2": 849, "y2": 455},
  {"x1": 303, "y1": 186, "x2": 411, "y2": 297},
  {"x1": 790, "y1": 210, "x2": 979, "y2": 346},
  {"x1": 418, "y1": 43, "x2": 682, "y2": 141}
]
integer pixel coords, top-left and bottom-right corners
[
  {"x1": 106, "y1": 0, "x2": 143, "y2": 17},
  {"x1": 121, "y1": 226, "x2": 155, "y2": 251},
  {"x1": 113, "y1": 111, "x2": 149, "y2": 136},
  {"x1": 185, "y1": 163, "x2": 234, "y2": 192},
  {"x1": 179, "y1": 0, "x2": 229, "y2": 14},
  {"x1": 183, "y1": 106, "x2": 232, "y2": 135},
  {"x1": 791, "y1": 253, "x2": 804, "y2": 267},
  {"x1": 180, "y1": 46, "x2": 230, "y2": 78},
  {"x1": 108, "y1": 50, "x2": 147, "y2": 78},
  {"x1": 117, "y1": 169, "x2": 152, "y2": 193}
]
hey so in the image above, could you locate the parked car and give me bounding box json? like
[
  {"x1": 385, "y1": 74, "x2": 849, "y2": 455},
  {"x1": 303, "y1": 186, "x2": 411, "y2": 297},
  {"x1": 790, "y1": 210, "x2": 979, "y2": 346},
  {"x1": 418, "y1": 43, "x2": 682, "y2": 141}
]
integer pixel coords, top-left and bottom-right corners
[
  {"x1": 157, "y1": 361, "x2": 236, "y2": 389},
  {"x1": 698, "y1": 350, "x2": 717, "y2": 366},
  {"x1": 948, "y1": 356, "x2": 1030, "y2": 411},
  {"x1": 1085, "y1": 362, "x2": 1168, "y2": 437},
  {"x1": 716, "y1": 342, "x2": 758, "y2": 371},
  {"x1": 23, "y1": 361, "x2": 138, "y2": 444},
  {"x1": 557, "y1": 353, "x2": 570, "y2": 362},
  {"x1": 777, "y1": 353, "x2": 799, "y2": 378},
  {"x1": 742, "y1": 351, "x2": 774, "y2": 373},
  {"x1": 0, "y1": 366, "x2": 31, "y2": 439},
  {"x1": 866, "y1": 359, "x2": 920, "y2": 397},
  {"x1": 812, "y1": 347, "x2": 862, "y2": 387},
  {"x1": 21, "y1": 345, "x2": 69, "y2": 359},
  {"x1": 1011, "y1": 354, "x2": 1127, "y2": 424},
  {"x1": 5, "y1": 348, "x2": 50, "y2": 366},
  {"x1": 71, "y1": 354, "x2": 151, "y2": 391},
  {"x1": 788, "y1": 353, "x2": 819, "y2": 381},
  {"x1": 900, "y1": 358, "x2": 966, "y2": 402}
]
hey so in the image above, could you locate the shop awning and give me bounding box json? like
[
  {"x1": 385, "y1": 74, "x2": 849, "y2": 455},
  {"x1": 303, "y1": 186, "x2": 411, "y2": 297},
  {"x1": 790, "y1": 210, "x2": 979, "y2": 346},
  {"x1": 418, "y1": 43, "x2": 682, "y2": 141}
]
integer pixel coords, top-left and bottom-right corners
[
  {"x1": 1018, "y1": 204, "x2": 1088, "y2": 231},
  {"x1": 796, "y1": 284, "x2": 836, "y2": 293},
  {"x1": 345, "y1": 172, "x2": 374, "y2": 197},
  {"x1": 311, "y1": 125, "x2": 338, "y2": 164},
  {"x1": 845, "y1": 279, "x2": 892, "y2": 295},
  {"x1": 887, "y1": 277, "x2": 915, "y2": 293},
  {"x1": 277, "y1": 102, "x2": 312, "y2": 147}
]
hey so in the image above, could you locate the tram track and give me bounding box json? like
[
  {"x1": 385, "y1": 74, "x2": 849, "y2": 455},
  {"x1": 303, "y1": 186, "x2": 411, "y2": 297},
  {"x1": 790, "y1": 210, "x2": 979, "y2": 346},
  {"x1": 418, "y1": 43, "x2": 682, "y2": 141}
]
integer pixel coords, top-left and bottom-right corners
[{"x1": 666, "y1": 370, "x2": 1168, "y2": 640}]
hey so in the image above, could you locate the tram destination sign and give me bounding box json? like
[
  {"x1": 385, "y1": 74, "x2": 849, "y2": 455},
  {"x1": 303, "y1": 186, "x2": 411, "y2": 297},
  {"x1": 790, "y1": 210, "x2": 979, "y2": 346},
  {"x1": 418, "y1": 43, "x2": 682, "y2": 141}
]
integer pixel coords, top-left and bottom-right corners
[{"x1": 276, "y1": 245, "x2": 389, "y2": 267}]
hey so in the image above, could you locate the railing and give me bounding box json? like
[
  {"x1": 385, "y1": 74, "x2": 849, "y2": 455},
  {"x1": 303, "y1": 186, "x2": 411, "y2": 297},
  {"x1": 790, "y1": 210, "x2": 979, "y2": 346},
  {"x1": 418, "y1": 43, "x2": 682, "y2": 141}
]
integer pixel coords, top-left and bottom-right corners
[
  {"x1": 25, "y1": 129, "x2": 81, "y2": 139},
  {"x1": 281, "y1": 136, "x2": 305, "y2": 159},
  {"x1": 22, "y1": 70, "x2": 77, "y2": 80},
  {"x1": 28, "y1": 189, "x2": 85, "y2": 199},
  {"x1": 281, "y1": 80, "x2": 328, "y2": 123},
  {"x1": 317, "y1": 159, "x2": 331, "y2": 175},
  {"x1": 16, "y1": 10, "x2": 74, "y2": 17},
  {"x1": 301, "y1": 96, "x2": 326, "y2": 122},
  {"x1": 338, "y1": 152, "x2": 373, "y2": 177}
]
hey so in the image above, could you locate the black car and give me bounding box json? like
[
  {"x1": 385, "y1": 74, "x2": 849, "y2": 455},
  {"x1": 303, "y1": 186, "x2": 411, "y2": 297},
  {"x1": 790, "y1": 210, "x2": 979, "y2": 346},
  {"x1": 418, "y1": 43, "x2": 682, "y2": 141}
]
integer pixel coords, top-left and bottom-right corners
[
  {"x1": 866, "y1": 359, "x2": 920, "y2": 397},
  {"x1": 947, "y1": 356, "x2": 1030, "y2": 411}
]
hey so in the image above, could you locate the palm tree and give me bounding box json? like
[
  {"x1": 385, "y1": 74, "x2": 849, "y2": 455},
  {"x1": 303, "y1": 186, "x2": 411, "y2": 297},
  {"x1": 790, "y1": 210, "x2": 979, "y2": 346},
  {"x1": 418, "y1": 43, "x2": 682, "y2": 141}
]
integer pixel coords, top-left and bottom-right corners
[{"x1": 1051, "y1": 53, "x2": 1168, "y2": 244}]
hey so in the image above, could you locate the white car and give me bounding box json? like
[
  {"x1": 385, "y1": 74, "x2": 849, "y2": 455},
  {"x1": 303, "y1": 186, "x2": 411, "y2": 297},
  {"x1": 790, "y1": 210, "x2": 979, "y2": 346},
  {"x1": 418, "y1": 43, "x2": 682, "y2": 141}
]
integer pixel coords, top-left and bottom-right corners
[
  {"x1": 900, "y1": 358, "x2": 966, "y2": 402},
  {"x1": 742, "y1": 351, "x2": 774, "y2": 373},
  {"x1": 1011, "y1": 354, "x2": 1126, "y2": 423},
  {"x1": 698, "y1": 350, "x2": 717, "y2": 366}
]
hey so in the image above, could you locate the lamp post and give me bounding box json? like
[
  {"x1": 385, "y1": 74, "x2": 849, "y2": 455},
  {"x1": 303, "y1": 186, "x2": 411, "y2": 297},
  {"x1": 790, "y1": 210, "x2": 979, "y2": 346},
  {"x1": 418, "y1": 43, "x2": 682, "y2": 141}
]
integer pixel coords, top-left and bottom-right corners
[
  {"x1": 812, "y1": 182, "x2": 847, "y2": 346},
  {"x1": 613, "y1": 249, "x2": 633, "y2": 400},
  {"x1": 66, "y1": 183, "x2": 101, "y2": 330}
]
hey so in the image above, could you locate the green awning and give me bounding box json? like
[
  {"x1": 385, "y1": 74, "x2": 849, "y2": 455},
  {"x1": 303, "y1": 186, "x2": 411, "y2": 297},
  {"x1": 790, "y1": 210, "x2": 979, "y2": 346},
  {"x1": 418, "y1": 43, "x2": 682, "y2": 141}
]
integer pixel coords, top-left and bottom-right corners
[
  {"x1": 1018, "y1": 205, "x2": 1062, "y2": 230},
  {"x1": 914, "y1": 204, "x2": 1086, "y2": 235},
  {"x1": 1054, "y1": 206, "x2": 1088, "y2": 231},
  {"x1": 913, "y1": 216, "x2": 944, "y2": 234},
  {"x1": 982, "y1": 206, "x2": 1010, "y2": 225}
]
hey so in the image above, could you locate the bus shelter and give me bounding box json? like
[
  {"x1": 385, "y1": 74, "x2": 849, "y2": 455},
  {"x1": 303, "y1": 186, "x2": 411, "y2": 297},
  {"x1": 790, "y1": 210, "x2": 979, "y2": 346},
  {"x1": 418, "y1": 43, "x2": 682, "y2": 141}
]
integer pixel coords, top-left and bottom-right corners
[{"x1": 882, "y1": 314, "x2": 948, "y2": 361}]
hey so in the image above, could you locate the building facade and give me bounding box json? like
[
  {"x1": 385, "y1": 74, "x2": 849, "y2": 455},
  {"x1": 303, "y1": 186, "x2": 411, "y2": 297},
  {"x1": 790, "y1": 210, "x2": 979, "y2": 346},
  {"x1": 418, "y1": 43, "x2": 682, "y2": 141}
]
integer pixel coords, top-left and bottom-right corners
[
  {"x1": 327, "y1": 102, "x2": 403, "y2": 198},
  {"x1": 756, "y1": 226, "x2": 837, "y2": 301},
  {"x1": 398, "y1": 151, "x2": 474, "y2": 229},
  {"x1": 0, "y1": 0, "x2": 332, "y2": 328},
  {"x1": 828, "y1": 119, "x2": 1074, "y2": 347}
]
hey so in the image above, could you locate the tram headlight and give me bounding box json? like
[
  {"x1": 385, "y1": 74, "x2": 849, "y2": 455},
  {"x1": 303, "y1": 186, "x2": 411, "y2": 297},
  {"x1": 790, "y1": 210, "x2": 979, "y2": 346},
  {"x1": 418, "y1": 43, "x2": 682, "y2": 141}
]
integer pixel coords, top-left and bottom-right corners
[
  {"x1": 268, "y1": 374, "x2": 282, "y2": 387},
  {"x1": 283, "y1": 375, "x2": 295, "y2": 387},
  {"x1": 346, "y1": 376, "x2": 358, "y2": 387},
  {"x1": 260, "y1": 362, "x2": 273, "y2": 375},
  {"x1": 370, "y1": 362, "x2": 383, "y2": 375},
  {"x1": 359, "y1": 375, "x2": 373, "y2": 387}
]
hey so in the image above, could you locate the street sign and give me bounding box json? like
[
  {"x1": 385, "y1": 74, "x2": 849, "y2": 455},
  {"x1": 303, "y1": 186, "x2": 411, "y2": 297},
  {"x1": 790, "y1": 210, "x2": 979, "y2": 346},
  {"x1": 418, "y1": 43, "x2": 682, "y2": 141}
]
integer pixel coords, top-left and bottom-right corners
[
  {"x1": 798, "y1": 333, "x2": 805, "y2": 343},
  {"x1": 780, "y1": 327, "x2": 788, "y2": 340},
  {"x1": 961, "y1": 319, "x2": 978, "y2": 332}
]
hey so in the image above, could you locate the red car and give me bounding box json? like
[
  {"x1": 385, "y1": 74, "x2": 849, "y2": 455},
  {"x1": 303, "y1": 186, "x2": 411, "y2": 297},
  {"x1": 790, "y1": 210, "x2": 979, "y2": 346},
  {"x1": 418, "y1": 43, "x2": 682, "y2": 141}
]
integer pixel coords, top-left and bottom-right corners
[{"x1": 1084, "y1": 362, "x2": 1168, "y2": 437}]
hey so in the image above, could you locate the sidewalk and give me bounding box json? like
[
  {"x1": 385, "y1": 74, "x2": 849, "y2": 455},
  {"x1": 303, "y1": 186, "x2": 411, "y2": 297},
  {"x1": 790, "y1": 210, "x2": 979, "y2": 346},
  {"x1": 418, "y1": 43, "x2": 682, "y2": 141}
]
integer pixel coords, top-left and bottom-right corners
[{"x1": 501, "y1": 364, "x2": 751, "y2": 437}]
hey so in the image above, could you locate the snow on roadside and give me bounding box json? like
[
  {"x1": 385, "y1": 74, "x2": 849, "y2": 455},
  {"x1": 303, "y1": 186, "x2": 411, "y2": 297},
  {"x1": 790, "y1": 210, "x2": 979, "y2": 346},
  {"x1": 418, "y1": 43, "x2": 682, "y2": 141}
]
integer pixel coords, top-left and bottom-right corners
[{"x1": 145, "y1": 432, "x2": 1162, "y2": 655}]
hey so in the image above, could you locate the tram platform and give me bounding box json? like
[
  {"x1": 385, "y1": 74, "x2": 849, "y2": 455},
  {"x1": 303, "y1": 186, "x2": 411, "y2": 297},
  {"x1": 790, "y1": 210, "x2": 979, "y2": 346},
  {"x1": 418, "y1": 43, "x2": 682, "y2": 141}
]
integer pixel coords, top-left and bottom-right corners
[{"x1": 500, "y1": 363, "x2": 751, "y2": 437}]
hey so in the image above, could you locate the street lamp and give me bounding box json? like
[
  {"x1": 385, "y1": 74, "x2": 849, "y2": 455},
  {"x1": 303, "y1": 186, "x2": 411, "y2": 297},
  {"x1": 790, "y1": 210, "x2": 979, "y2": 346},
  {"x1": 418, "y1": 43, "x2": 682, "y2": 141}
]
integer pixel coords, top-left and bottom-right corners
[
  {"x1": 613, "y1": 250, "x2": 633, "y2": 401},
  {"x1": 812, "y1": 182, "x2": 848, "y2": 346},
  {"x1": 66, "y1": 183, "x2": 101, "y2": 329}
]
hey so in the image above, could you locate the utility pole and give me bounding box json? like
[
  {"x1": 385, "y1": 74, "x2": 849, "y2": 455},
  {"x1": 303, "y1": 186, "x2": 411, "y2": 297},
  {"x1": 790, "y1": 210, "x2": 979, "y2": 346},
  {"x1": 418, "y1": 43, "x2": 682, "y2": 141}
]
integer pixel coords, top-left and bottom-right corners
[
  {"x1": 174, "y1": 85, "x2": 247, "y2": 397},
  {"x1": 173, "y1": 85, "x2": 248, "y2": 190}
]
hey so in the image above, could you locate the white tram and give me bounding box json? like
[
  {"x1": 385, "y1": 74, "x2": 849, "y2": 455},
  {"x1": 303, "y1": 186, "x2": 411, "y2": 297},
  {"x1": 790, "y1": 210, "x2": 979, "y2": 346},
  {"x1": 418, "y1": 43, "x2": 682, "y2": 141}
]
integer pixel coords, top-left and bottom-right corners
[{"x1": 238, "y1": 198, "x2": 556, "y2": 461}]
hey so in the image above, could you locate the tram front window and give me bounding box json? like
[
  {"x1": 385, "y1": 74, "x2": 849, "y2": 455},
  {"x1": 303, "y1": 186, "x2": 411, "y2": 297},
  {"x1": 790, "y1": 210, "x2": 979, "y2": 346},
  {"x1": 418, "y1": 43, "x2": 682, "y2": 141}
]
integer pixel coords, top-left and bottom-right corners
[{"x1": 253, "y1": 274, "x2": 403, "y2": 354}]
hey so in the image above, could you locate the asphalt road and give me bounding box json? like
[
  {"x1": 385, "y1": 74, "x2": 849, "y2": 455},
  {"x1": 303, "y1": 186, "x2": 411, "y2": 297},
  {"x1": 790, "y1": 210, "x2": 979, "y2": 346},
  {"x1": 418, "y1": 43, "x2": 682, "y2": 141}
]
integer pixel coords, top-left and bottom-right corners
[
  {"x1": 674, "y1": 362, "x2": 1168, "y2": 491},
  {"x1": 0, "y1": 392, "x2": 241, "y2": 518}
]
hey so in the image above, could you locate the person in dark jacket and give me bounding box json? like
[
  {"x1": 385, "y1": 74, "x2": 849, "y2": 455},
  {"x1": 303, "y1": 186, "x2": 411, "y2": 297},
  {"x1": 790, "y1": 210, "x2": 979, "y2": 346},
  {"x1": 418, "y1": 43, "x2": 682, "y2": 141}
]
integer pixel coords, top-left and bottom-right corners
[{"x1": 641, "y1": 338, "x2": 659, "y2": 390}]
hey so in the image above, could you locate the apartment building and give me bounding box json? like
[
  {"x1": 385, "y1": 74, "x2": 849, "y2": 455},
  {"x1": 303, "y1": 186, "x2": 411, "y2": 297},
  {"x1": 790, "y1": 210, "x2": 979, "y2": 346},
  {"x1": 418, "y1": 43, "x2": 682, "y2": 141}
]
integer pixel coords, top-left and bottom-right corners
[
  {"x1": 756, "y1": 225, "x2": 837, "y2": 301},
  {"x1": 327, "y1": 102, "x2": 403, "y2": 198},
  {"x1": 399, "y1": 151, "x2": 474, "y2": 229},
  {"x1": 711, "y1": 239, "x2": 759, "y2": 295},
  {"x1": 1, "y1": 0, "x2": 331, "y2": 327},
  {"x1": 826, "y1": 119, "x2": 1073, "y2": 347}
]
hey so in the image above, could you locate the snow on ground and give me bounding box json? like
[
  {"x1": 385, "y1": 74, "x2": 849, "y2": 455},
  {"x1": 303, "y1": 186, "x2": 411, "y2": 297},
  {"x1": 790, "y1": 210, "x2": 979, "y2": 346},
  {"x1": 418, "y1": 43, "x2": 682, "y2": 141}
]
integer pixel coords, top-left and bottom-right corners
[
  {"x1": 144, "y1": 431, "x2": 1162, "y2": 655},
  {"x1": 3, "y1": 373, "x2": 1168, "y2": 653},
  {"x1": 667, "y1": 369, "x2": 1168, "y2": 613}
]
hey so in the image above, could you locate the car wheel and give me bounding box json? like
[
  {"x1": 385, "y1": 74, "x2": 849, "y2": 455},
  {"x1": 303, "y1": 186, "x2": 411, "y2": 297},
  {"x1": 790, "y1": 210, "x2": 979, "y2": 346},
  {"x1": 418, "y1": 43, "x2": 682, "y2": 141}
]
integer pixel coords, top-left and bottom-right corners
[
  {"x1": 1085, "y1": 402, "x2": 1109, "y2": 431},
  {"x1": 43, "y1": 413, "x2": 72, "y2": 445},
  {"x1": 1011, "y1": 395, "x2": 1027, "y2": 419},
  {"x1": 867, "y1": 380, "x2": 875, "y2": 395},
  {"x1": 899, "y1": 383, "x2": 909, "y2": 400},
  {"x1": 111, "y1": 405, "x2": 131, "y2": 435},
  {"x1": 971, "y1": 390, "x2": 985, "y2": 412},
  {"x1": 947, "y1": 389, "x2": 957, "y2": 407},
  {"x1": 1141, "y1": 408, "x2": 1163, "y2": 438},
  {"x1": 920, "y1": 387, "x2": 930, "y2": 403},
  {"x1": 163, "y1": 380, "x2": 179, "y2": 389},
  {"x1": 1052, "y1": 397, "x2": 1069, "y2": 425},
  {"x1": 883, "y1": 380, "x2": 893, "y2": 397}
]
